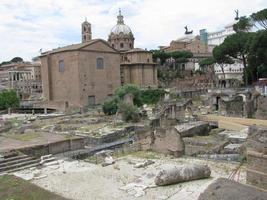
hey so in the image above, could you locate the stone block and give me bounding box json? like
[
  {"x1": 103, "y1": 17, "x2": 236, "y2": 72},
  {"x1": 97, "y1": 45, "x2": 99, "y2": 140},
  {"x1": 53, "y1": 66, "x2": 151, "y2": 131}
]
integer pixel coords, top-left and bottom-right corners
[{"x1": 246, "y1": 168, "x2": 267, "y2": 190}]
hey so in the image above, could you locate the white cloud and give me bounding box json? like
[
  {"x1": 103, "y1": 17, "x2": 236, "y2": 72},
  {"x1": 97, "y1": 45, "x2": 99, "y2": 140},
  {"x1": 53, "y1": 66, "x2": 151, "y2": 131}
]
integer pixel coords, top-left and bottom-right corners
[{"x1": 0, "y1": 0, "x2": 266, "y2": 61}]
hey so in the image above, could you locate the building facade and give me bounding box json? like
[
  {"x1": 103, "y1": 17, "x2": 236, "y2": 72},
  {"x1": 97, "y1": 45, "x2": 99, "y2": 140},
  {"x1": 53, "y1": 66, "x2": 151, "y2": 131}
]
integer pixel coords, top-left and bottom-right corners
[
  {"x1": 214, "y1": 61, "x2": 244, "y2": 88},
  {"x1": 161, "y1": 32, "x2": 212, "y2": 75},
  {"x1": 120, "y1": 48, "x2": 157, "y2": 87},
  {"x1": 40, "y1": 39, "x2": 121, "y2": 109},
  {"x1": 0, "y1": 61, "x2": 42, "y2": 99}
]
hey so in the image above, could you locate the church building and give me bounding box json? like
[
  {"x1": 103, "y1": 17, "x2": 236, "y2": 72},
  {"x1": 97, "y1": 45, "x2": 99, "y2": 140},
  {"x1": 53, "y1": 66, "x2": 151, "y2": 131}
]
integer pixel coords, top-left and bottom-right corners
[
  {"x1": 108, "y1": 10, "x2": 157, "y2": 87},
  {"x1": 40, "y1": 10, "x2": 157, "y2": 110}
]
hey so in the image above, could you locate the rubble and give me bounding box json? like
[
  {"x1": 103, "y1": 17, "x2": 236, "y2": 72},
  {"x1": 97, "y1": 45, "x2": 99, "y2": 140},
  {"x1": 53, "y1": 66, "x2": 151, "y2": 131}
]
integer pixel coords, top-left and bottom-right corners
[
  {"x1": 134, "y1": 160, "x2": 155, "y2": 168},
  {"x1": 198, "y1": 178, "x2": 267, "y2": 200},
  {"x1": 154, "y1": 164, "x2": 211, "y2": 186}
]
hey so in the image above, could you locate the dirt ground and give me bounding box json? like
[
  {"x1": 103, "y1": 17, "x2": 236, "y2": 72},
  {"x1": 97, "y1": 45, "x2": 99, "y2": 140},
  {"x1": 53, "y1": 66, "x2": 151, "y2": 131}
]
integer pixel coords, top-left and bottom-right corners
[{"x1": 14, "y1": 152, "x2": 246, "y2": 200}]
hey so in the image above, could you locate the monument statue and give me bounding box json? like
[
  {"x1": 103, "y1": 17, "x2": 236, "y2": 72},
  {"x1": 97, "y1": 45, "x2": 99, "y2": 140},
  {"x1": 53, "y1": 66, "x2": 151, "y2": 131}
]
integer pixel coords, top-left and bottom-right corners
[
  {"x1": 184, "y1": 26, "x2": 193, "y2": 35},
  {"x1": 235, "y1": 10, "x2": 239, "y2": 21}
]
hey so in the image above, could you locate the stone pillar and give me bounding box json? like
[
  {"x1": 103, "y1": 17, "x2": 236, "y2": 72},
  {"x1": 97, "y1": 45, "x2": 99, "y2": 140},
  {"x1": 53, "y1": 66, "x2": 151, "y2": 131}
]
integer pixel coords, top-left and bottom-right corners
[{"x1": 8, "y1": 107, "x2": 11, "y2": 115}]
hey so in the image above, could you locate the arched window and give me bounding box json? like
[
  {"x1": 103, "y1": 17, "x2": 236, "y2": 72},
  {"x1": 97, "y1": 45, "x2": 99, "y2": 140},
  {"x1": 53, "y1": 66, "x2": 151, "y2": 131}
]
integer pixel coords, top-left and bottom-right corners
[
  {"x1": 120, "y1": 43, "x2": 124, "y2": 48},
  {"x1": 129, "y1": 43, "x2": 132, "y2": 48},
  {"x1": 59, "y1": 60, "x2": 64, "y2": 72},
  {"x1": 83, "y1": 27, "x2": 86, "y2": 32},
  {"x1": 96, "y1": 58, "x2": 104, "y2": 69}
]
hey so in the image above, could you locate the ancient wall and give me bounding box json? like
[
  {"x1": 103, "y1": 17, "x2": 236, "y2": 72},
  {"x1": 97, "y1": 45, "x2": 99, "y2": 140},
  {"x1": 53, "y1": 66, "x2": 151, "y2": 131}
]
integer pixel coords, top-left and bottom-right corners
[
  {"x1": 255, "y1": 95, "x2": 267, "y2": 119},
  {"x1": 19, "y1": 138, "x2": 85, "y2": 157},
  {"x1": 246, "y1": 126, "x2": 267, "y2": 190},
  {"x1": 78, "y1": 44, "x2": 121, "y2": 105},
  {"x1": 219, "y1": 96, "x2": 244, "y2": 117}
]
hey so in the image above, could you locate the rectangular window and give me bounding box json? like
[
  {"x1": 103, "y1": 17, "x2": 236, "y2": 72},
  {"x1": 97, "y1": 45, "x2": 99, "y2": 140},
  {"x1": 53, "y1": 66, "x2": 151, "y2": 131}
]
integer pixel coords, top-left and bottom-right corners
[
  {"x1": 59, "y1": 60, "x2": 64, "y2": 72},
  {"x1": 96, "y1": 58, "x2": 104, "y2": 69}
]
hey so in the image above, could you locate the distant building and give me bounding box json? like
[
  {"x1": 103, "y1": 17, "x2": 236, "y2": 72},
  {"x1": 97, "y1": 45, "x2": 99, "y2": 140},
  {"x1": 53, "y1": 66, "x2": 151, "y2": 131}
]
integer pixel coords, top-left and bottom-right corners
[
  {"x1": 0, "y1": 61, "x2": 42, "y2": 99},
  {"x1": 214, "y1": 61, "x2": 244, "y2": 88},
  {"x1": 207, "y1": 21, "x2": 244, "y2": 87},
  {"x1": 160, "y1": 31, "x2": 212, "y2": 76},
  {"x1": 207, "y1": 22, "x2": 236, "y2": 48},
  {"x1": 254, "y1": 78, "x2": 267, "y2": 95}
]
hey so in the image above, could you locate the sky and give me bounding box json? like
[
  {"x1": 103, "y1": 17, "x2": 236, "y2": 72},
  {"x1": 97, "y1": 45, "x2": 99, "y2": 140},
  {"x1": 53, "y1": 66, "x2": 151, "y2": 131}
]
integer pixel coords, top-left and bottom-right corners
[{"x1": 0, "y1": 0, "x2": 266, "y2": 61}]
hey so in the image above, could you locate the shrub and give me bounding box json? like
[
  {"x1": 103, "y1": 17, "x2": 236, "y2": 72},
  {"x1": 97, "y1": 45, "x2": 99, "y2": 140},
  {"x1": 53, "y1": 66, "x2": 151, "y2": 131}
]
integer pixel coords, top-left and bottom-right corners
[
  {"x1": 140, "y1": 89, "x2": 165, "y2": 105},
  {"x1": 115, "y1": 84, "x2": 143, "y2": 106},
  {"x1": 102, "y1": 97, "x2": 119, "y2": 115},
  {"x1": 0, "y1": 90, "x2": 19, "y2": 110},
  {"x1": 118, "y1": 102, "x2": 140, "y2": 122}
]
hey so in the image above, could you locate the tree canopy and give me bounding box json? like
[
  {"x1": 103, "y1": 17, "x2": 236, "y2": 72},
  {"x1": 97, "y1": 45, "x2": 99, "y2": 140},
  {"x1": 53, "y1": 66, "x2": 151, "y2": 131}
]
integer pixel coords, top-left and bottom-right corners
[
  {"x1": 233, "y1": 16, "x2": 253, "y2": 32},
  {"x1": 0, "y1": 90, "x2": 20, "y2": 110},
  {"x1": 251, "y1": 8, "x2": 267, "y2": 29},
  {"x1": 10, "y1": 57, "x2": 23, "y2": 63}
]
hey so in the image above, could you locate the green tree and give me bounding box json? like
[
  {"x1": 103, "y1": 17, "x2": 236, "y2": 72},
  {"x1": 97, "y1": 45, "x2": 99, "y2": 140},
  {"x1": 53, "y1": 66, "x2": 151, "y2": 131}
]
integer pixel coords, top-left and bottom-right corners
[
  {"x1": 213, "y1": 32, "x2": 254, "y2": 85},
  {"x1": 140, "y1": 89, "x2": 165, "y2": 104},
  {"x1": 10, "y1": 57, "x2": 23, "y2": 63},
  {"x1": 251, "y1": 8, "x2": 267, "y2": 29},
  {"x1": 213, "y1": 45, "x2": 234, "y2": 81},
  {"x1": 150, "y1": 50, "x2": 170, "y2": 64},
  {"x1": 199, "y1": 57, "x2": 215, "y2": 73},
  {"x1": 102, "y1": 97, "x2": 119, "y2": 115},
  {"x1": 248, "y1": 30, "x2": 267, "y2": 80},
  {"x1": 233, "y1": 16, "x2": 253, "y2": 32},
  {"x1": 0, "y1": 90, "x2": 20, "y2": 110},
  {"x1": 118, "y1": 102, "x2": 140, "y2": 122}
]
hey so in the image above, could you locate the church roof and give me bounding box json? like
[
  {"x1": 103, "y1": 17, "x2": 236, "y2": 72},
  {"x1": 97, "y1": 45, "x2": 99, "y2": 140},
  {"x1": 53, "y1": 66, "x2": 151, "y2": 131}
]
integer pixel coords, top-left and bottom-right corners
[
  {"x1": 110, "y1": 10, "x2": 133, "y2": 35},
  {"x1": 40, "y1": 39, "x2": 115, "y2": 56}
]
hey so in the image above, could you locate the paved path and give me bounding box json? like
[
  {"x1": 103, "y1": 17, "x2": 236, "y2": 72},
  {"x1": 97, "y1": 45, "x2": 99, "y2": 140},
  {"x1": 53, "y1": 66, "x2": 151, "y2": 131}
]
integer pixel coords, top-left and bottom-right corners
[{"x1": 198, "y1": 115, "x2": 267, "y2": 130}]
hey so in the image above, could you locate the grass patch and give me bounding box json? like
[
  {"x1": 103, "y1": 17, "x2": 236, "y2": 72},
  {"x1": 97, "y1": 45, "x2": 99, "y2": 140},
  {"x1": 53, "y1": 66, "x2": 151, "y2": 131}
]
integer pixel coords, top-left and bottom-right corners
[
  {"x1": 0, "y1": 175, "x2": 68, "y2": 200},
  {"x1": 6, "y1": 132, "x2": 41, "y2": 141}
]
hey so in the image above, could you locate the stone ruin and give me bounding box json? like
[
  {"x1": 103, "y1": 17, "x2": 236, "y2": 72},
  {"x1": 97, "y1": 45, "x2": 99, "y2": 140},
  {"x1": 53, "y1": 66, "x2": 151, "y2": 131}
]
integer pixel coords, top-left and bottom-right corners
[{"x1": 246, "y1": 126, "x2": 267, "y2": 190}]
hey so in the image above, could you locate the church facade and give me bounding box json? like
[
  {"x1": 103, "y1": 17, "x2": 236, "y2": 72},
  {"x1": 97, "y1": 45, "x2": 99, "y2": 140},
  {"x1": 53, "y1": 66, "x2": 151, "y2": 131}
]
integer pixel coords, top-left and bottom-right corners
[{"x1": 40, "y1": 11, "x2": 157, "y2": 110}]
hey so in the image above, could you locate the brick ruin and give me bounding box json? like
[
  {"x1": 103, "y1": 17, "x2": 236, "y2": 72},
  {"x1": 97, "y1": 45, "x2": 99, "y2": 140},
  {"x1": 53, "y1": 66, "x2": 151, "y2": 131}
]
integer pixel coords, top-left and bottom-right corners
[{"x1": 246, "y1": 126, "x2": 267, "y2": 190}]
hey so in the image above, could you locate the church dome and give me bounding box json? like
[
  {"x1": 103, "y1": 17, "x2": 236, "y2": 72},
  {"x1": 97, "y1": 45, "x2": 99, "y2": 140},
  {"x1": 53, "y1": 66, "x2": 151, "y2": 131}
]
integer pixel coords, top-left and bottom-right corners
[
  {"x1": 109, "y1": 10, "x2": 133, "y2": 35},
  {"x1": 111, "y1": 24, "x2": 132, "y2": 35},
  {"x1": 108, "y1": 10, "x2": 134, "y2": 51}
]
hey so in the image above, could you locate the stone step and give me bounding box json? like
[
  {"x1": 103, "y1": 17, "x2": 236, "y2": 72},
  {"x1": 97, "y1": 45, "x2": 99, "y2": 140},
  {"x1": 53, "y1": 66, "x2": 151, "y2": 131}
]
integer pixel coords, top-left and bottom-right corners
[
  {"x1": 0, "y1": 155, "x2": 28, "y2": 164},
  {"x1": 0, "y1": 156, "x2": 37, "y2": 168},
  {"x1": 223, "y1": 143, "x2": 242, "y2": 154},
  {"x1": 0, "y1": 159, "x2": 40, "y2": 173},
  {"x1": 0, "y1": 163, "x2": 40, "y2": 175},
  {"x1": 40, "y1": 157, "x2": 56, "y2": 165}
]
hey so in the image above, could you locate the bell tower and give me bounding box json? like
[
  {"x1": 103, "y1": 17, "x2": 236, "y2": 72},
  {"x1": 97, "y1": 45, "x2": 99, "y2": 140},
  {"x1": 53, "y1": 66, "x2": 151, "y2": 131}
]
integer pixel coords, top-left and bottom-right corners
[{"x1": 82, "y1": 18, "x2": 92, "y2": 43}]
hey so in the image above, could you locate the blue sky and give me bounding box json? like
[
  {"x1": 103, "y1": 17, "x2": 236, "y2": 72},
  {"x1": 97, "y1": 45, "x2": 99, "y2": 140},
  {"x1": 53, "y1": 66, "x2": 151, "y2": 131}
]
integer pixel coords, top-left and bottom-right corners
[{"x1": 0, "y1": 0, "x2": 266, "y2": 61}]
